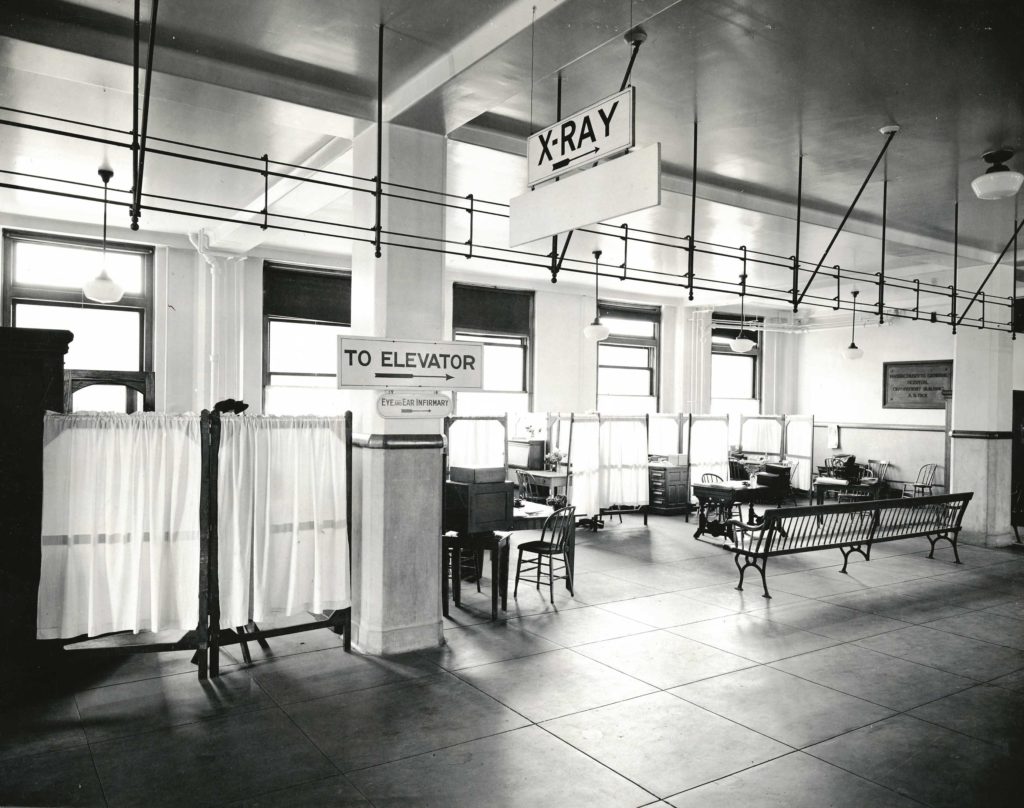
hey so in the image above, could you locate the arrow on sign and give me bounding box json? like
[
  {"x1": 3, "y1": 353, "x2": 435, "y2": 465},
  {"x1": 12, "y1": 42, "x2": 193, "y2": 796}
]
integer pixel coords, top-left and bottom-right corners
[
  {"x1": 552, "y1": 147, "x2": 600, "y2": 170},
  {"x1": 375, "y1": 372, "x2": 454, "y2": 381},
  {"x1": 400, "y1": 408, "x2": 431, "y2": 414}
]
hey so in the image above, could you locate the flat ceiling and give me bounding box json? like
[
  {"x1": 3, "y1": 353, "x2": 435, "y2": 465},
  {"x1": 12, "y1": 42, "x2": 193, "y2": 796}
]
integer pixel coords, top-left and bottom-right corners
[{"x1": 1, "y1": 0, "x2": 1022, "y2": 312}]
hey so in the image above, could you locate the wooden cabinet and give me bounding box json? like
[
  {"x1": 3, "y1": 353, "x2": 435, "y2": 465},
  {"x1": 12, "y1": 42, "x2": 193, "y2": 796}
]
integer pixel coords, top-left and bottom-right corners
[
  {"x1": 648, "y1": 463, "x2": 691, "y2": 515},
  {"x1": 0, "y1": 327, "x2": 72, "y2": 691}
]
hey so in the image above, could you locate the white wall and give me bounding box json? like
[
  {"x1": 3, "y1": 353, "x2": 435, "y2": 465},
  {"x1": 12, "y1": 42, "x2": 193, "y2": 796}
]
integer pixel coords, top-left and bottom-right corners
[{"x1": 794, "y1": 318, "x2": 952, "y2": 426}]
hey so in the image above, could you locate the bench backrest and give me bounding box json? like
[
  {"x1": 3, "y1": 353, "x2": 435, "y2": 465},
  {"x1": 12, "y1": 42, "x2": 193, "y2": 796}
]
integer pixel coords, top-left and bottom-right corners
[{"x1": 756, "y1": 492, "x2": 973, "y2": 553}]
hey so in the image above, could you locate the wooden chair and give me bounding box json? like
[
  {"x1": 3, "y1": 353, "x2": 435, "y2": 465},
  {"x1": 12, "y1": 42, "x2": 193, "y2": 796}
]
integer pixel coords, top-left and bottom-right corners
[
  {"x1": 838, "y1": 458, "x2": 889, "y2": 503},
  {"x1": 514, "y1": 505, "x2": 576, "y2": 604},
  {"x1": 902, "y1": 463, "x2": 941, "y2": 497},
  {"x1": 515, "y1": 469, "x2": 549, "y2": 503},
  {"x1": 701, "y1": 473, "x2": 742, "y2": 519},
  {"x1": 702, "y1": 473, "x2": 724, "y2": 483}
]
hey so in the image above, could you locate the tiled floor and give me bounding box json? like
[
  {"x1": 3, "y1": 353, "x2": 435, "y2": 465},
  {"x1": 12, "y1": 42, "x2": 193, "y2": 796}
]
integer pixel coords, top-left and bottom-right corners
[{"x1": 3, "y1": 515, "x2": 1024, "y2": 807}]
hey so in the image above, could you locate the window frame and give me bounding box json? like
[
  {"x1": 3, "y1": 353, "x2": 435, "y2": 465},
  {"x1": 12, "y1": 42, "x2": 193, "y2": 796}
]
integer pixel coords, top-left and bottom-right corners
[
  {"x1": 451, "y1": 283, "x2": 535, "y2": 412},
  {"x1": 596, "y1": 301, "x2": 661, "y2": 408},
  {"x1": 2, "y1": 229, "x2": 155, "y2": 378},
  {"x1": 710, "y1": 312, "x2": 762, "y2": 403},
  {"x1": 261, "y1": 262, "x2": 352, "y2": 400}
]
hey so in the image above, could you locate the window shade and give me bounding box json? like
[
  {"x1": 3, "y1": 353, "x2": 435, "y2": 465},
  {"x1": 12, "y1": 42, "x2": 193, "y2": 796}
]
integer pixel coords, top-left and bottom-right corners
[
  {"x1": 453, "y1": 283, "x2": 532, "y2": 335},
  {"x1": 598, "y1": 302, "x2": 660, "y2": 322},
  {"x1": 264, "y1": 264, "x2": 351, "y2": 325}
]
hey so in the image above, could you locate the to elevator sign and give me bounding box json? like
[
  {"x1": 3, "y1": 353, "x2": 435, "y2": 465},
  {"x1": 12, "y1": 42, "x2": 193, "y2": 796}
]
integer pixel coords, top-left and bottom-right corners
[
  {"x1": 527, "y1": 87, "x2": 635, "y2": 186},
  {"x1": 338, "y1": 337, "x2": 483, "y2": 390}
]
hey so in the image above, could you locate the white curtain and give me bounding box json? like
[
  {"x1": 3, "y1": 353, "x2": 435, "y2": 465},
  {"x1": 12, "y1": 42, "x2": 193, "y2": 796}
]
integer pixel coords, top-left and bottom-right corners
[
  {"x1": 447, "y1": 418, "x2": 506, "y2": 469},
  {"x1": 567, "y1": 415, "x2": 600, "y2": 517},
  {"x1": 218, "y1": 415, "x2": 350, "y2": 628},
  {"x1": 785, "y1": 416, "x2": 814, "y2": 490},
  {"x1": 689, "y1": 416, "x2": 730, "y2": 485},
  {"x1": 599, "y1": 417, "x2": 650, "y2": 506},
  {"x1": 649, "y1": 414, "x2": 682, "y2": 457},
  {"x1": 37, "y1": 413, "x2": 201, "y2": 640},
  {"x1": 740, "y1": 417, "x2": 783, "y2": 455}
]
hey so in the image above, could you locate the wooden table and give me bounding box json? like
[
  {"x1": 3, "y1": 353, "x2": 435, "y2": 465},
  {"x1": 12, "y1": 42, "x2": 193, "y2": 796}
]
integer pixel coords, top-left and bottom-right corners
[
  {"x1": 813, "y1": 477, "x2": 880, "y2": 505},
  {"x1": 442, "y1": 531, "x2": 510, "y2": 620},
  {"x1": 519, "y1": 469, "x2": 569, "y2": 500},
  {"x1": 691, "y1": 481, "x2": 775, "y2": 539}
]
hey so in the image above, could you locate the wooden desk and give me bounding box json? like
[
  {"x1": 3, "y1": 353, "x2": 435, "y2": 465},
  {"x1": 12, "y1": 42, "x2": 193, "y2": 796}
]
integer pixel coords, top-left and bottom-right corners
[
  {"x1": 513, "y1": 503, "x2": 554, "y2": 530},
  {"x1": 517, "y1": 469, "x2": 568, "y2": 501},
  {"x1": 442, "y1": 531, "x2": 510, "y2": 620},
  {"x1": 691, "y1": 481, "x2": 774, "y2": 539}
]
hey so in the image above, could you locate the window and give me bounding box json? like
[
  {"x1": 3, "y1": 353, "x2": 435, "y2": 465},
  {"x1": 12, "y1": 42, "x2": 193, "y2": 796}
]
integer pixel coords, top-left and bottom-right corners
[
  {"x1": 710, "y1": 312, "x2": 762, "y2": 445},
  {"x1": 597, "y1": 302, "x2": 660, "y2": 414},
  {"x1": 452, "y1": 283, "x2": 532, "y2": 415},
  {"x1": 2, "y1": 230, "x2": 153, "y2": 412},
  {"x1": 263, "y1": 262, "x2": 351, "y2": 410}
]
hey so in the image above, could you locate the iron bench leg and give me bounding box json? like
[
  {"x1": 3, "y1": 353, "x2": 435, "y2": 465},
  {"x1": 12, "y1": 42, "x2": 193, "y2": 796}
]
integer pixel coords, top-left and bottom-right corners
[
  {"x1": 733, "y1": 552, "x2": 771, "y2": 599},
  {"x1": 839, "y1": 543, "x2": 871, "y2": 573}
]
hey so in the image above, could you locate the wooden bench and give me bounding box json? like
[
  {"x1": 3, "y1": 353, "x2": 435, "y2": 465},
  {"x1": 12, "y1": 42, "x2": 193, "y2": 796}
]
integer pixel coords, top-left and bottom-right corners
[{"x1": 727, "y1": 492, "x2": 974, "y2": 598}]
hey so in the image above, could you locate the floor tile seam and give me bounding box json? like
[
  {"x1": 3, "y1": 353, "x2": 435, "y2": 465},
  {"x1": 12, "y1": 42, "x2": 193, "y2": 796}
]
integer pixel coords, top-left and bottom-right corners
[
  {"x1": 335, "y1": 723, "x2": 534, "y2": 777},
  {"x1": 212, "y1": 641, "x2": 353, "y2": 671},
  {"x1": 66, "y1": 660, "x2": 241, "y2": 696},
  {"x1": 763, "y1": 657, "x2": 973, "y2": 713},
  {"x1": 656, "y1": 749, "x2": 816, "y2": 802},
  {"x1": 663, "y1": 687, "x2": 804, "y2": 750},
  {"x1": 84, "y1": 703, "x2": 284, "y2": 752},
  {"x1": 232, "y1": 772, "x2": 373, "y2": 808},
  {"x1": 271, "y1": 688, "x2": 357, "y2": 783},
  {"x1": 274, "y1": 668, "x2": 460, "y2": 712},
  {"x1": 796, "y1": 746, "x2": 934, "y2": 808},
  {"x1": 83, "y1": 738, "x2": 111, "y2": 808},
  {"x1": 900, "y1": 702, "x2": 1024, "y2": 751},
  {"x1": 847, "y1": 638, "x2": 996, "y2": 682},
  {"x1": 907, "y1": 621, "x2": 1024, "y2": 653},
  {"x1": 532, "y1": 721, "x2": 663, "y2": 803},
  {"x1": 254, "y1": 665, "x2": 446, "y2": 710},
  {"x1": 659, "y1": 629, "x2": 766, "y2": 666},
  {"x1": 0, "y1": 737, "x2": 95, "y2": 767},
  {"x1": 438, "y1": 643, "x2": 569, "y2": 673}
]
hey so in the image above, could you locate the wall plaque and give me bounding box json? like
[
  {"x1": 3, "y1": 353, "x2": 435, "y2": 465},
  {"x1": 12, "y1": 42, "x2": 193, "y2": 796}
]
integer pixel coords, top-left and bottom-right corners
[{"x1": 882, "y1": 360, "x2": 953, "y2": 409}]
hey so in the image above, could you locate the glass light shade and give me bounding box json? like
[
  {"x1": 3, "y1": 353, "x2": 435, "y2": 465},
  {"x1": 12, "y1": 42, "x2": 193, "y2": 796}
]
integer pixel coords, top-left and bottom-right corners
[
  {"x1": 583, "y1": 319, "x2": 610, "y2": 341},
  {"x1": 730, "y1": 336, "x2": 756, "y2": 353},
  {"x1": 971, "y1": 169, "x2": 1024, "y2": 200},
  {"x1": 842, "y1": 342, "x2": 864, "y2": 360},
  {"x1": 83, "y1": 269, "x2": 124, "y2": 304}
]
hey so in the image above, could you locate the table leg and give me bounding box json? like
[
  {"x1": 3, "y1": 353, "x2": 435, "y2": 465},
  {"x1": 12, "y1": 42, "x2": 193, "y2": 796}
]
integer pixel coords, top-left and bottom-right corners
[
  {"x1": 693, "y1": 499, "x2": 708, "y2": 538},
  {"x1": 441, "y1": 540, "x2": 450, "y2": 617},
  {"x1": 489, "y1": 544, "x2": 499, "y2": 620},
  {"x1": 452, "y1": 547, "x2": 462, "y2": 607},
  {"x1": 499, "y1": 540, "x2": 509, "y2": 611}
]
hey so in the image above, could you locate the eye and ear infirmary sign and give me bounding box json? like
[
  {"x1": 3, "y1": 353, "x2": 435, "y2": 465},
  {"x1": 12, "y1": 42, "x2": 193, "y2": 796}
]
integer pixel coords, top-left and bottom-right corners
[
  {"x1": 526, "y1": 87, "x2": 635, "y2": 186},
  {"x1": 338, "y1": 337, "x2": 483, "y2": 390},
  {"x1": 882, "y1": 360, "x2": 953, "y2": 409}
]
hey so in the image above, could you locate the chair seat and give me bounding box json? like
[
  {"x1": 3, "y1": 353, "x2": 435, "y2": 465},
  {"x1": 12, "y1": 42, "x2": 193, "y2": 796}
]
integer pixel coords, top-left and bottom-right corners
[{"x1": 518, "y1": 539, "x2": 558, "y2": 554}]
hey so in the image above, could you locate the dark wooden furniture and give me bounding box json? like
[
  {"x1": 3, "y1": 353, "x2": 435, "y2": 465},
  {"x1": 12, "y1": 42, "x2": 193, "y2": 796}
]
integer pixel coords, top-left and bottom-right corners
[
  {"x1": 514, "y1": 506, "x2": 577, "y2": 604},
  {"x1": 902, "y1": 463, "x2": 941, "y2": 497},
  {"x1": 63, "y1": 369, "x2": 156, "y2": 412},
  {"x1": 648, "y1": 463, "x2": 690, "y2": 515},
  {"x1": 691, "y1": 480, "x2": 774, "y2": 539},
  {"x1": 443, "y1": 480, "x2": 515, "y2": 535},
  {"x1": 442, "y1": 531, "x2": 510, "y2": 620},
  {"x1": 727, "y1": 492, "x2": 973, "y2": 598},
  {"x1": 0, "y1": 327, "x2": 72, "y2": 693}
]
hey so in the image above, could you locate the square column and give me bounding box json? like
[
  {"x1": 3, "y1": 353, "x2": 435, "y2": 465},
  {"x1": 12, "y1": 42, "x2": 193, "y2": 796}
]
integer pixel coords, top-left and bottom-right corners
[{"x1": 349, "y1": 123, "x2": 448, "y2": 654}]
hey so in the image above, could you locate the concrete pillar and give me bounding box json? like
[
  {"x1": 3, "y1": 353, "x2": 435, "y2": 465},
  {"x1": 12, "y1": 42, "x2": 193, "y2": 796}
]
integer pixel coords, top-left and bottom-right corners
[
  {"x1": 348, "y1": 123, "x2": 447, "y2": 654},
  {"x1": 950, "y1": 327, "x2": 1014, "y2": 546}
]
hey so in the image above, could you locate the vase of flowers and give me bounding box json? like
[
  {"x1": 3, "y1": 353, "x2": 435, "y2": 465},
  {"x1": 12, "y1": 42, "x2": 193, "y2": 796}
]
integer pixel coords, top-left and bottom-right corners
[{"x1": 544, "y1": 449, "x2": 564, "y2": 472}]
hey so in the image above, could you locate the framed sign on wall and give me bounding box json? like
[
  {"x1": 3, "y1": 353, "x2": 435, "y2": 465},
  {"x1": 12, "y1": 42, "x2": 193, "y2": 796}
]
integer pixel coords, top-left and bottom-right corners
[{"x1": 882, "y1": 360, "x2": 953, "y2": 409}]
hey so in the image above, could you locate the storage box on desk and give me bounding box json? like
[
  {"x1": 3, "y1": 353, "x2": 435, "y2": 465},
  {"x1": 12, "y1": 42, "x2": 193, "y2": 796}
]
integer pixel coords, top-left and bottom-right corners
[
  {"x1": 449, "y1": 466, "x2": 506, "y2": 484},
  {"x1": 443, "y1": 480, "x2": 515, "y2": 534}
]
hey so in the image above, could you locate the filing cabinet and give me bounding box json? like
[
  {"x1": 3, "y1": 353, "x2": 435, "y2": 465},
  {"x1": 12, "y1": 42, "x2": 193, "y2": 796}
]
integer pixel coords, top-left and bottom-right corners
[{"x1": 648, "y1": 463, "x2": 691, "y2": 515}]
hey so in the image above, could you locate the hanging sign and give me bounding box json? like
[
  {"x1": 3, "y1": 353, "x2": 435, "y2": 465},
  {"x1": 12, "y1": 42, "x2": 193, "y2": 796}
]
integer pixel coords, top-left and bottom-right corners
[
  {"x1": 510, "y1": 143, "x2": 661, "y2": 247},
  {"x1": 376, "y1": 391, "x2": 453, "y2": 419},
  {"x1": 338, "y1": 337, "x2": 483, "y2": 390},
  {"x1": 527, "y1": 87, "x2": 635, "y2": 186}
]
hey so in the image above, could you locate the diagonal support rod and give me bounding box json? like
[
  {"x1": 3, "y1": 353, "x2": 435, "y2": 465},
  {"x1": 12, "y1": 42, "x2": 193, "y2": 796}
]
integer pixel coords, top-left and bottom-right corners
[
  {"x1": 796, "y1": 125, "x2": 899, "y2": 306},
  {"x1": 957, "y1": 216, "x2": 1024, "y2": 326}
]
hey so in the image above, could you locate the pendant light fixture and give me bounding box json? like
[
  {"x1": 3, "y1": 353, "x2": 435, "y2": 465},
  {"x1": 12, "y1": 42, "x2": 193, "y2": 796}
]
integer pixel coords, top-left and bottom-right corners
[
  {"x1": 842, "y1": 289, "x2": 864, "y2": 360},
  {"x1": 83, "y1": 167, "x2": 125, "y2": 304},
  {"x1": 583, "y1": 249, "x2": 610, "y2": 341},
  {"x1": 730, "y1": 252, "x2": 755, "y2": 352},
  {"x1": 971, "y1": 149, "x2": 1024, "y2": 200}
]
